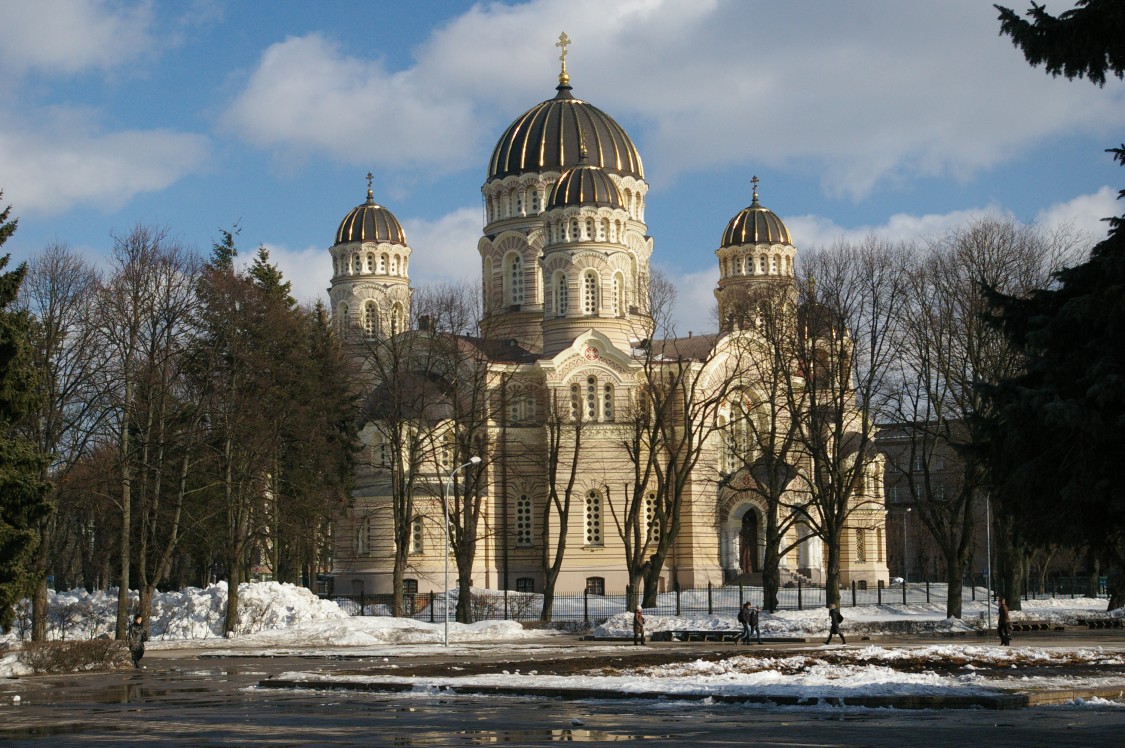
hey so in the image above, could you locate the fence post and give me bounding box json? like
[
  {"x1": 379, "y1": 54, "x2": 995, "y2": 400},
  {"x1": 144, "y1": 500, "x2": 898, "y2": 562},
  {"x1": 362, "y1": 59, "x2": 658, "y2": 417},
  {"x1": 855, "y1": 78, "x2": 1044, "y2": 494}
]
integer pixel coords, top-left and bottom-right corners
[
  {"x1": 708, "y1": 582, "x2": 713, "y2": 616},
  {"x1": 851, "y1": 580, "x2": 856, "y2": 607},
  {"x1": 926, "y1": 581, "x2": 930, "y2": 604},
  {"x1": 902, "y1": 580, "x2": 907, "y2": 605},
  {"x1": 877, "y1": 579, "x2": 883, "y2": 605},
  {"x1": 971, "y1": 580, "x2": 976, "y2": 602},
  {"x1": 504, "y1": 589, "x2": 509, "y2": 621},
  {"x1": 584, "y1": 589, "x2": 589, "y2": 626},
  {"x1": 739, "y1": 582, "x2": 744, "y2": 607},
  {"x1": 797, "y1": 580, "x2": 803, "y2": 610},
  {"x1": 430, "y1": 591, "x2": 435, "y2": 622},
  {"x1": 676, "y1": 587, "x2": 681, "y2": 617},
  {"x1": 360, "y1": 593, "x2": 366, "y2": 616}
]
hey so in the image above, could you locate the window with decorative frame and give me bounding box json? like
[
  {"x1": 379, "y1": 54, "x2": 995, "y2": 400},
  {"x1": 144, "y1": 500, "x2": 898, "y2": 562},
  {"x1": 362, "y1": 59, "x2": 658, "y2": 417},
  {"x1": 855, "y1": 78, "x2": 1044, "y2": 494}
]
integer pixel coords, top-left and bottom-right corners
[
  {"x1": 409, "y1": 516, "x2": 424, "y2": 555},
  {"x1": 515, "y1": 495, "x2": 533, "y2": 547},
  {"x1": 585, "y1": 577, "x2": 605, "y2": 595},
  {"x1": 556, "y1": 272, "x2": 569, "y2": 315},
  {"x1": 855, "y1": 528, "x2": 867, "y2": 563},
  {"x1": 583, "y1": 270, "x2": 598, "y2": 315},
  {"x1": 362, "y1": 301, "x2": 378, "y2": 338},
  {"x1": 516, "y1": 577, "x2": 535, "y2": 593},
  {"x1": 584, "y1": 490, "x2": 603, "y2": 545},
  {"x1": 354, "y1": 517, "x2": 372, "y2": 556},
  {"x1": 506, "y1": 253, "x2": 525, "y2": 305},
  {"x1": 644, "y1": 491, "x2": 661, "y2": 542}
]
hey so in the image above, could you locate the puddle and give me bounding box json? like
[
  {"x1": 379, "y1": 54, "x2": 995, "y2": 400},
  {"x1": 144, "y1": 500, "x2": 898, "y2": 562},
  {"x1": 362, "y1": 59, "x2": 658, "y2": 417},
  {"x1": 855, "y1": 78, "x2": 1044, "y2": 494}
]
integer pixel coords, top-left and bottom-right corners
[{"x1": 385, "y1": 728, "x2": 671, "y2": 744}]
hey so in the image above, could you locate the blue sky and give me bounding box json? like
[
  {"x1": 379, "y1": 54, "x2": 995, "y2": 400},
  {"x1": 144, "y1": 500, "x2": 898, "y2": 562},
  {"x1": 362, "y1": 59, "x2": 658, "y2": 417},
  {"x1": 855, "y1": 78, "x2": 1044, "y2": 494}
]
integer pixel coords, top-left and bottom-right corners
[{"x1": 1, "y1": 0, "x2": 1121, "y2": 333}]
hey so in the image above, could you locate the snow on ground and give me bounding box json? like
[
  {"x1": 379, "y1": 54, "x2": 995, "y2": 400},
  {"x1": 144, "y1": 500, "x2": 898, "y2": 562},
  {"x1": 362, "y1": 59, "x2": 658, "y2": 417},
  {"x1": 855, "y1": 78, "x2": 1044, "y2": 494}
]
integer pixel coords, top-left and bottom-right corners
[
  {"x1": 1, "y1": 583, "x2": 1122, "y2": 704},
  {"x1": 595, "y1": 595, "x2": 1117, "y2": 638}
]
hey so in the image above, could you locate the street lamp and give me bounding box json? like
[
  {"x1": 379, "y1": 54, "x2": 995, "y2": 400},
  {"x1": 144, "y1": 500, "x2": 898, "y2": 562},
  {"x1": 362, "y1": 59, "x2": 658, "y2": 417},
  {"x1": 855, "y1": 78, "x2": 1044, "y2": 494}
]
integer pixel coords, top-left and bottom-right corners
[
  {"x1": 902, "y1": 507, "x2": 912, "y2": 583},
  {"x1": 444, "y1": 455, "x2": 481, "y2": 647}
]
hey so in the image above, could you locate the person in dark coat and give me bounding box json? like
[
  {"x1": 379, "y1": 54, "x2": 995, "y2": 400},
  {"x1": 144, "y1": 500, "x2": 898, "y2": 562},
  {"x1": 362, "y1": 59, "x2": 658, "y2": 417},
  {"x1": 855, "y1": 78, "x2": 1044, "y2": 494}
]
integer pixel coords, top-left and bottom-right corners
[
  {"x1": 126, "y1": 613, "x2": 148, "y2": 668},
  {"x1": 737, "y1": 602, "x2": 752, "y2": 644},
  {"x1": 825, "y1": 604, "x2": 846, "y2": 645},
  {"x1": 632, "y1": 606, "x2": 646, "y2": 646},
  {"x1": 997, "y1": 597, "x2": 1012, "y2": 646},
  {"x1": 749, "y1": 604, "x2": 762, "y2": 644}
]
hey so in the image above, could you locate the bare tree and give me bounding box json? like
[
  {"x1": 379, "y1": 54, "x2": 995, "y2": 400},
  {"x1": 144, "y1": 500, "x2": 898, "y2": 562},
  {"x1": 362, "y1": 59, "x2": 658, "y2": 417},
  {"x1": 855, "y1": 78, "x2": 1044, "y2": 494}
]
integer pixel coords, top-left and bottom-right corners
[
  {"x1": 19, "y1": 243, "x2": 107, "y2": 639},
  {"x1": 789, "y1": 238, "x2": 908, "y2": 606},
  {"x1": 890, "y1": 218, "x2": 1081, "y2": 615}
]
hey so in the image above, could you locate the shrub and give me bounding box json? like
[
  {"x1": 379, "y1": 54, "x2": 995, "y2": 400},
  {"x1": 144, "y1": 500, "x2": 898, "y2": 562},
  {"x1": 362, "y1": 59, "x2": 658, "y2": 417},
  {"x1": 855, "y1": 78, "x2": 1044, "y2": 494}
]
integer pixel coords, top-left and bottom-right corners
[{"x1": 20, "y1": 639, "x2": 131, "y2": 673}]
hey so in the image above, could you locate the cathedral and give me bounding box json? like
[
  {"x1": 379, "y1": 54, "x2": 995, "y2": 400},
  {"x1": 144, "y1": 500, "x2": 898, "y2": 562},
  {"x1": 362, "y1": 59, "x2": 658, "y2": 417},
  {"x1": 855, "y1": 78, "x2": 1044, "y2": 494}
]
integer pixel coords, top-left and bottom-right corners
[{"x1": 328, "y1": 38, "x2": 888, "y2": 598}]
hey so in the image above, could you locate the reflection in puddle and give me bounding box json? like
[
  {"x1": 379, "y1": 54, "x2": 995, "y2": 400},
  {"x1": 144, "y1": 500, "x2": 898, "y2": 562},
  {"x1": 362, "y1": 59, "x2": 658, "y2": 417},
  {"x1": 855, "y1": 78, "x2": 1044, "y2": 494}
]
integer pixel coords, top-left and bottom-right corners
[{"x1": 383, "y1": 729, "x2": 668, "y2": 744}]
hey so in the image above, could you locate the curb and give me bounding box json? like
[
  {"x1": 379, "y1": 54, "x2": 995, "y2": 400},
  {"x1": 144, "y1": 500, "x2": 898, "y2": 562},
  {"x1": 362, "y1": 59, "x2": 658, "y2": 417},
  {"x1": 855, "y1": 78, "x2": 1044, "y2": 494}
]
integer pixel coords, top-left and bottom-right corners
[{"x1": 257, "y1": 678, "x2": 1125, "y2": 710}]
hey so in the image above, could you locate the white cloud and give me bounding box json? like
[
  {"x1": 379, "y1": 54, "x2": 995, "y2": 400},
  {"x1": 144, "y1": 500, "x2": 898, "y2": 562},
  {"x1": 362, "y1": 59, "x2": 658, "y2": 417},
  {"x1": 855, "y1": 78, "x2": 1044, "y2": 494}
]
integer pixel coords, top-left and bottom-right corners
[
  {"x1": 0, "y1": 110, "x2": 210, "y2": 215},
  {"x1": 221, "y1": 0, "x2": 1124, "y2": 202},
  {"x1": 0, "y1": 0, "x2": 157, "y2": 79},
  {"x1": 1035, "y1": 186, "x2": 1119, "y2": 240},
  {"x1": 402, "y1": 207, "x2": 485, "y2": 285}
]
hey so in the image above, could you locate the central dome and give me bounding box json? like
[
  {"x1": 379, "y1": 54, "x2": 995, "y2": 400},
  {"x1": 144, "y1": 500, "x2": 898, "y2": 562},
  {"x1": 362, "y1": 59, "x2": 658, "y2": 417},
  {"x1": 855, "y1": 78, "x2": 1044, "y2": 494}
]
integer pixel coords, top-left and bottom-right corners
[
  {"x1": 720, "y1": 192, "x2": 792, "y2": 248},
  {"x1": 487, "y1": 82, "x2": 644, "y2": 183},
  {"x1": 547, "y1": 152, "x2": 624, "y2": 210}
]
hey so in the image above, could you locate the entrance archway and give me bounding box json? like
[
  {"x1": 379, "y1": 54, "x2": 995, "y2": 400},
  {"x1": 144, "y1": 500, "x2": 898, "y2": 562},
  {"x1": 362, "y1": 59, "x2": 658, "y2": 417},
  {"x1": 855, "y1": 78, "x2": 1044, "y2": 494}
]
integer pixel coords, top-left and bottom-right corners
[{"x1": 739, "y1": 511, "x2": 759, "y2": 573}]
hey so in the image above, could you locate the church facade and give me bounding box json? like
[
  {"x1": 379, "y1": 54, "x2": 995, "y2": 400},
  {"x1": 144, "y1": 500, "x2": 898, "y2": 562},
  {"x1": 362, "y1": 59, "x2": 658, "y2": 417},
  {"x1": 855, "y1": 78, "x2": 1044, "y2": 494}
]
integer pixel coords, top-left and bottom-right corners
[{"x1": 328, "y1": 42, "x2": 889, "y2": 598}]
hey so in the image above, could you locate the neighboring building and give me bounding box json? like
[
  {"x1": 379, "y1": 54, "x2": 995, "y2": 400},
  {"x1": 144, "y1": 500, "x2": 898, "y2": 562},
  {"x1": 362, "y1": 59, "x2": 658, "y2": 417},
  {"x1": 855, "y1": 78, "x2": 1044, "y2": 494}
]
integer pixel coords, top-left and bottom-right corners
[{"x1": 330, "y1": 41, "x2": 888, "y2": 597}]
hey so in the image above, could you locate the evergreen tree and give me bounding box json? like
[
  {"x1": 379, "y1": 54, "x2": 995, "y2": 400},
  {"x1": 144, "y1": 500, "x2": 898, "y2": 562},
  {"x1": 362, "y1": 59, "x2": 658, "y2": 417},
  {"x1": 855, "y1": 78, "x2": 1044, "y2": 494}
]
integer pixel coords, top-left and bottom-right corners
[
  {"x1": 984, "y1": 2, "x2": 1125, "y2": 608},
  {"x1": 0, "y1": 193, "x2": 50, "y2": 629}
]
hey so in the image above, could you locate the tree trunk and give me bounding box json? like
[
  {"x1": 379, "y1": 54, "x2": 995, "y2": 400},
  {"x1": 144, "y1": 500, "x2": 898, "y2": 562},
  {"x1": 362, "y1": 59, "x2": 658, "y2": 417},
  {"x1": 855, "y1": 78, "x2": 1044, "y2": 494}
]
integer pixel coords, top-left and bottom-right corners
[
  {"x1": 824, "y1": 533, "x2": 842, "y2": 608},
  {"x1": 761, "y1": 509, "x2": 783, "y2": 613},
  {"x1": 945, "y1": 564, "x2": 964, "y2": 619}
]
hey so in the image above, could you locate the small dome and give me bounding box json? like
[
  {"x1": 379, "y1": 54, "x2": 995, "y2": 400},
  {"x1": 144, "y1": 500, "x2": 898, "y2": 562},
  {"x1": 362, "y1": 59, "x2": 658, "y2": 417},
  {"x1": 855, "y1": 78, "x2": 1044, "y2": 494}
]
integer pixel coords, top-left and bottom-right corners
[
  {"x1": 721, "y1": 189, "x2": 791, "y2": 248},
  {"x1": 334, "y1": 188, "x2": 407, "y2": 247},
  {"x1": 547, "y1": 154, "x2": 623, "y2": 210},
  {"x1": 488, "y1": 82, "x2": 644, "y2": 183}
]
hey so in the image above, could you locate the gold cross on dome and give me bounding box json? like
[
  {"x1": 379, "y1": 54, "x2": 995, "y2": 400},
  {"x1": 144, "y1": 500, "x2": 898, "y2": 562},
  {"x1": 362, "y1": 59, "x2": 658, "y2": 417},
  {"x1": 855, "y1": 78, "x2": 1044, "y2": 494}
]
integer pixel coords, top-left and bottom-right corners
[
  {"x1": 366, "y1": 171, "x2": 374, "y2": 190},
  {"x1": 556, "y1": 32, "x2": 570, "y2": 64},
  {"x1": 751, "y1": 175, "x2": 760, "y2": 201},
  {"x1": 556, "y1": 32, "x2": 571, "y2": 85}
]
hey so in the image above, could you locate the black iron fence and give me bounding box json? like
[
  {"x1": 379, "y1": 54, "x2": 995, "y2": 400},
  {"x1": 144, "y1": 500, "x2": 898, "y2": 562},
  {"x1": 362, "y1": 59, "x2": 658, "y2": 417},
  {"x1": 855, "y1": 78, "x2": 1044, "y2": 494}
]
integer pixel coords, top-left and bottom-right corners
[{"x1": 324, "y1": 576, "x2": 1107, "y2": 625}]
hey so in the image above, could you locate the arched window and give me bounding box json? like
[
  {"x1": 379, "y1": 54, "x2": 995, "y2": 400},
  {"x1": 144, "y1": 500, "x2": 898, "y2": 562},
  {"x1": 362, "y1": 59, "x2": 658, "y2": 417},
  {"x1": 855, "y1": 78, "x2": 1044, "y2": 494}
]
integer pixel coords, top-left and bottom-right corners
[
  {"x1": 338, "y1": 303, "x2": 349, "y2": 339},
  {"x1": 355, "y1": 517, "x2": 372, "y2": 556},
  {"x1": 603, "y1": 382, "x2": 615, "y2": 422},
  {"x1": 516, "y1": 192, "x2": 524, "y2": 216},
  {"x1": 362, "y1": 301, "x2": 378, "y2": 338},
  {"x1": 586, "y1": 376, "x2": 597, "y2": 420},
  {"x1": 770, "y1": 254, "x2": 778, "y2": 274},
  {"x1": 585, "y1": 218, "x2": 594, "y2": 240},
  {"x1": 569, "y1": 219, "x2": 579, "y2": 240},
  {"x1": 531, "y1": 191, "x2": 540, "y2": 213},
  {"x1": 390, "y1": 303, "x2": 404, "y2": 335},
  {"x1": 759, "y1": 256, "x2": 766, "y2": 274},
  {"x1": 570, "y1": 383, "x2": 581, "y2": 421},
  {"x1": 439, "y1": 430, "x2": 454, "y2": 470},
  {"x1": 612, "y1": 273, "x2": 624, "y2": 316},
  {"x1": 379, "y1": 254, "x2": 387, "y2": 273},
  {"x1": 366, "y1": 253, "x2": 374, "y2": 272},
  {"x1": 585, "y1": 491, "x2": 603, "y2": 545},
  {"x1": 410, "y1": 516, "x2": 424, "y2": 554},
  {"x1": 583, "y1": 271, "x2": 598, "y2": 315},
  {"x1": 556, "y1": 272, "x2": 568, "y2": 315},
  {"x1": 390, "y1": 255, "x2": 397, "y2": 275},
  {"x1": 506, "y1": 253, "x2": 525, "y2": 305},
  {"x1": 597, "y1": 219, "x2": 606, "y2": 241},
  {"x1": 855, "y1": 528, "x2": 867, "y2": 563},
  {"x1": 645, "y1": 491, "x2": 661, "y2": 542},
  {"x1": 515, "y1": 495, "x2": 533, "y2": 547}
]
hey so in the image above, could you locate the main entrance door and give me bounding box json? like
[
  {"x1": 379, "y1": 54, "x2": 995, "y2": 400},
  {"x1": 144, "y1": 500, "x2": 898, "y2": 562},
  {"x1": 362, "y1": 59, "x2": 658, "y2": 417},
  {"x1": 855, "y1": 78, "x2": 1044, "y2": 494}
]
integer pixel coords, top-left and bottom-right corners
[{"x1": 739, "y1": 511, "x2": 759, "y2": 573}]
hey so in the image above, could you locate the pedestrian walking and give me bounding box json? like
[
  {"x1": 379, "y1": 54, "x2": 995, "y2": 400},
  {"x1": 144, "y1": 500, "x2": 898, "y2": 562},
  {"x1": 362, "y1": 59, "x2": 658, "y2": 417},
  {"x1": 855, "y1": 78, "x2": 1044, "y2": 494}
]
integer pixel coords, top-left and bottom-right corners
[
  {"x1": 825, "y1": 604, "x2": 846, "y2": 645},
  {"x1": 997, "y1": 597, "x2": 1012, "y2": 646},
  {"x1": 633, "y1": 606, "x2": 646, "y2": 646},
  {"x1": 127, "y1": 613, "x2": 148, "y2": 668},
  {"x1": 749, "y1": 604, "x2": 762, "y2": 644},
  {"x1": 737, "y1": 602, "x2": 752, "y2": 644}
]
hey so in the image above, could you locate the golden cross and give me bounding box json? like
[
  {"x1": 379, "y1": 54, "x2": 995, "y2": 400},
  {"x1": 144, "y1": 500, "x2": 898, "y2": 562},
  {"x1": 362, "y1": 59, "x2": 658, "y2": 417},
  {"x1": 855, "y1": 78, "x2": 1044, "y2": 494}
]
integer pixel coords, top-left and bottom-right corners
[
  {"x1": 556, "y1": 32, "x2": 571, "y2": 85},
  {"x1": 366, "y1": 171, "x2": 374, "y2": 191},
  {"x1": 751, "y1": 175, "x2": 760, "y2": 201},
  {"x1": 556, "y1": 32, "x2": 570, "y2": 65}
]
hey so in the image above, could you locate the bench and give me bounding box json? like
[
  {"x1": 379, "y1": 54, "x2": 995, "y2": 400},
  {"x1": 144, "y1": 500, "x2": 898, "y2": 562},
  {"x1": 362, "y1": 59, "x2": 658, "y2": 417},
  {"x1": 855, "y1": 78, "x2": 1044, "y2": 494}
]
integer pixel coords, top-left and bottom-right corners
[
  {"x1": 1083, "y1": 618, "x2": 1123, "y2": 629},
  {"x1": 1009, "y1": 620, "x2": 1063, "y2": 632}
]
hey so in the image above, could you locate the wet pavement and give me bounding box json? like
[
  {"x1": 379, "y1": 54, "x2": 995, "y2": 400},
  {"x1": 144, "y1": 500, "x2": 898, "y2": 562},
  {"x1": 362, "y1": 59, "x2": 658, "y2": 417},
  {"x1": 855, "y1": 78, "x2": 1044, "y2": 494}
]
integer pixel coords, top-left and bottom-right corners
[{"x1": 0, "y1": 631, "x2": 1122, "y2": 746}]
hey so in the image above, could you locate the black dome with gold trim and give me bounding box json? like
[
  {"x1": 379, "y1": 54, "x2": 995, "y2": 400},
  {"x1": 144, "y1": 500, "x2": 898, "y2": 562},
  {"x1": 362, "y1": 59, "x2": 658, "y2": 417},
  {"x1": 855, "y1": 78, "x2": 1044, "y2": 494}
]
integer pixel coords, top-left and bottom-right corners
[
  {"x1": 488, "y1": 82, "x2": 644, "y2": 183},
  {"x1": 720, "y1": 191, "x2": 792, "y2": 248},
  {"x1": 547, "y1": 152, "x2": 624, "y2": 210},
  {"x1": 334, "y1": 188, "x2": 407, "y2": 247}
]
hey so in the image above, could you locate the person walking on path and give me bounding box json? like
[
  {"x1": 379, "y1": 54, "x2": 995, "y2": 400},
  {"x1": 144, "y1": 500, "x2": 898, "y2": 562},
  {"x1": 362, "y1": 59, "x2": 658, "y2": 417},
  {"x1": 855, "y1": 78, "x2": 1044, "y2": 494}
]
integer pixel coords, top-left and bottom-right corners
[
  {"x1": 825, "y1": 604, "x2": 846, "y2": 645},
  {"x1": 749, "y1": 604, "x2": 762, "y2": 644},
  {"x1": 997, "y1": 597, "x2": 1012, "y2": 646},
  {"x1": 126, "y1": 613, "x2": 148, "y2": 668},
  {"x1": 737, "y1": 602, "x2": 752, "y2": 644},
  {"x1": 632, "y1": 606, "x2": 646, "y2": 646}
]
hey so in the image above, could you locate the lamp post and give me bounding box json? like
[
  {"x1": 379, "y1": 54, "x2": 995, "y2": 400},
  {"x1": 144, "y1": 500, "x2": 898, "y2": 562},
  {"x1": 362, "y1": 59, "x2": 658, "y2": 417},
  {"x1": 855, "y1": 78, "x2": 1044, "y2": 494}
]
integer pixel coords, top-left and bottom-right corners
[
  {"x1": 902, "y1": 507, "x2": 912, "y2": 583},
  {"x1": 444, "y1": 455, "x2": 481, "y2": 647}
]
